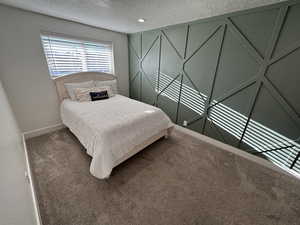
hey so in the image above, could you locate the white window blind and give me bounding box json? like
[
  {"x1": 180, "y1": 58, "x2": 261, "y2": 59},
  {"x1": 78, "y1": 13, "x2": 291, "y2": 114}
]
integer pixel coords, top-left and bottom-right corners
[{"x1": 41, "y1": 34, "x2": 113, "y2": 77}]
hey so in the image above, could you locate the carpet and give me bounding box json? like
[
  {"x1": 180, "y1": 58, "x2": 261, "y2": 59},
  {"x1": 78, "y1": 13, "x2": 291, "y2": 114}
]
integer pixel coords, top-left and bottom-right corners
[{"x1": 26, "y1": 127, "x2": 300, "y2": 225}]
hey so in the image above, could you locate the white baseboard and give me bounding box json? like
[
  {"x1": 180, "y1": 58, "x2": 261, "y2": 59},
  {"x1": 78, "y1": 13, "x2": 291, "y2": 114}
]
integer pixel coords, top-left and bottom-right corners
[
  {"x1": 175, "y1": 125, "x2": 300, "y2": 180},
  {"x1": 23, "y1": 123, "x2": 65, "y2": 139},
  {"x1": 22, "y1": 123, "x2": 65, "y2": 224},
  {"x1": 22, "y1": 135, "x2": 43, "y2": 225}
]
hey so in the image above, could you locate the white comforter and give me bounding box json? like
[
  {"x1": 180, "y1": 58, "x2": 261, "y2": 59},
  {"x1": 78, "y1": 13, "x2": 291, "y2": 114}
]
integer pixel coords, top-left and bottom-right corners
[{"x1": 61, "y1": 95, "x2": 173, "y2": 179}]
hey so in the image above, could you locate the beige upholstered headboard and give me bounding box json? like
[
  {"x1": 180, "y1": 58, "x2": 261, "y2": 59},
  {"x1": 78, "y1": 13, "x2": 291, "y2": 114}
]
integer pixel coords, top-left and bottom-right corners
[{"x1": 54, "y1": 72, "x2": 117, "y2": 102}]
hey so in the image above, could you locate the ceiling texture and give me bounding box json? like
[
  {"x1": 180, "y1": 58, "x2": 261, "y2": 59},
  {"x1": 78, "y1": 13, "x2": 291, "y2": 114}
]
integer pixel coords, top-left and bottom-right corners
[{"x1": 0, "y1": 0, "x2": 286, "y2": 33}]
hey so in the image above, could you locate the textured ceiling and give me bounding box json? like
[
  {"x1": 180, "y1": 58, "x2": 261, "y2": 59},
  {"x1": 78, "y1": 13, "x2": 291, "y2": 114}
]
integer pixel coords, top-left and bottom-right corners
[{"x1": 0, "y1": 0, "x2": 286, "y2": 33}]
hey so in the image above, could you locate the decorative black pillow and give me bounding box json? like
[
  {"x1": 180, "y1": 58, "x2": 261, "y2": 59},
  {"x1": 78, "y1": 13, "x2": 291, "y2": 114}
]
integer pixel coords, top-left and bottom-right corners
[{"x1": 89, "y1": 91, "x2": 109, "y2": 101}]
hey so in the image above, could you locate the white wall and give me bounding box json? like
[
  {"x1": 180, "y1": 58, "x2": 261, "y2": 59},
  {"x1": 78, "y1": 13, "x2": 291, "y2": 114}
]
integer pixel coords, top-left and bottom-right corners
[
  {"x1": 0, "y1": 4, "x2": 129, "y2": 133},
  {"x1": 0, "y1": 81, "x2": 36, "y2": 225}
]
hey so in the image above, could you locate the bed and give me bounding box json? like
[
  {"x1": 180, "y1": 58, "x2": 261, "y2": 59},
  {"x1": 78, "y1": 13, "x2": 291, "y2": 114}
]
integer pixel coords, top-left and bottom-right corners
[{"x1": 54, "y1": 72, "x2": 173, "y2": 179}]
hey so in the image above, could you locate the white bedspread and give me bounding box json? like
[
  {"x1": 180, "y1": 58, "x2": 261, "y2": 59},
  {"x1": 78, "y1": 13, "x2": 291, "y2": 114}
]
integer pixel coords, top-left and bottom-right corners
[{"x1": 61, "y1": 95, "x2": 173, "y2": 179}]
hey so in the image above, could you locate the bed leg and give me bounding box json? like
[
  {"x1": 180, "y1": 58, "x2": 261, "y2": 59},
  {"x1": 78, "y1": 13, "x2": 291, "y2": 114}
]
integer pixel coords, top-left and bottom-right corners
[{"x1": 165, "y1": 128, "x2": 173, "y2": 139}]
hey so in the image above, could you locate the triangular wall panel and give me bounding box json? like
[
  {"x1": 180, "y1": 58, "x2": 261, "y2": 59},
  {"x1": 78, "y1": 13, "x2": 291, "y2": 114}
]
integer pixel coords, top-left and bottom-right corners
[
  {"x1": 230, "y1": 8, "x2": 279, "y2": 57},
  {"x1": 212, "y1": 28, "x2": 260, "y2": 99}
]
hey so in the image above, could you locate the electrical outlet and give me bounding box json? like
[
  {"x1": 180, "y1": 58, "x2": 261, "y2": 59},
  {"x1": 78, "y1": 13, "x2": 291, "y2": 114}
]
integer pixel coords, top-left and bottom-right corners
[{"x1": 183, "y1": 120, "x2": 188, "y2": 126}]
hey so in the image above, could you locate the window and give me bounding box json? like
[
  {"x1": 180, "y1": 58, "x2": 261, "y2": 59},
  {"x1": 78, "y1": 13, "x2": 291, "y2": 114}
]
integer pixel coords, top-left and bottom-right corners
[{"x1": 41, "y1": 34, "x2": 114, "y2": 78}]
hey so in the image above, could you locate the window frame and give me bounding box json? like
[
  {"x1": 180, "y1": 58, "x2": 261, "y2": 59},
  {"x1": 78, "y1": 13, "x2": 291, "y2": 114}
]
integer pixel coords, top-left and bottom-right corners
[{"x1": 40, "y1": 31, "x2": 115, "y2": 79}]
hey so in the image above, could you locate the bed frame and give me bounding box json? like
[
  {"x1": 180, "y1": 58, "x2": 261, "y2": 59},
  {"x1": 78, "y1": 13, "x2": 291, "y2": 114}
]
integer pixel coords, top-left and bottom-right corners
[
  {"x1": 54, "y1": 72, "x2": 172, "y2": 170},
  {"x1": 54, "y1": 71, "x2": 117, "y2": 102}
]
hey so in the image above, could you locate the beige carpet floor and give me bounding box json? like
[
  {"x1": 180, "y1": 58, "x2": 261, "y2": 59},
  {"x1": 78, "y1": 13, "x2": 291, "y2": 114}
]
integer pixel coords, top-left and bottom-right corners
[{"x1": 26, "y1": 127, "x2": 300, "y2": 225}]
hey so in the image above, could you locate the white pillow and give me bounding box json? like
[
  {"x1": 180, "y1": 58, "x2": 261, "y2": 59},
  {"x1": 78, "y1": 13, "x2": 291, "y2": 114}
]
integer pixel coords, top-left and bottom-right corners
[
  {"x1": 94, "y1": 80, "x2": 118, "y2": 95},
  {"x1": 64, "y1": 80, "x2": 94, "y2": 100},
  {"x1": 74, "y1": 86, "x2": 113, "y2": 102}
]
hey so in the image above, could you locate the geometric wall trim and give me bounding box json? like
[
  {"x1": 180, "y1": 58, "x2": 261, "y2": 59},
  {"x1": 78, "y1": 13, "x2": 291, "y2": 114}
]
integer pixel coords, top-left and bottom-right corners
[{"x1": 129, "y1": 0, "x2": 300, "y2": 174}]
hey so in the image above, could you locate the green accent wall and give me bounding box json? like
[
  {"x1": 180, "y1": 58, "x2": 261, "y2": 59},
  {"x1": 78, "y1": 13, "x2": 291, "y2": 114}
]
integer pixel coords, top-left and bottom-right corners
[{"x1": 128, "y1": 0, "x2": 300, "y2": 173}]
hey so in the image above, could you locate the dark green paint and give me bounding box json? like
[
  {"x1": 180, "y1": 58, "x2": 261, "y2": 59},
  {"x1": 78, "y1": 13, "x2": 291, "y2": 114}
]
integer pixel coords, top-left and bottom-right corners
[{"x1": 128, "y1": 0, "x2": 300, "y2": 172}]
